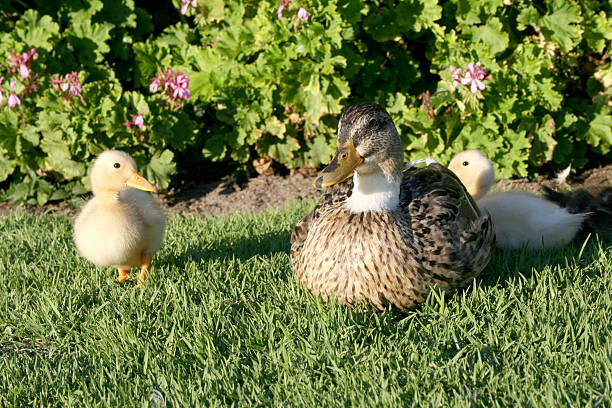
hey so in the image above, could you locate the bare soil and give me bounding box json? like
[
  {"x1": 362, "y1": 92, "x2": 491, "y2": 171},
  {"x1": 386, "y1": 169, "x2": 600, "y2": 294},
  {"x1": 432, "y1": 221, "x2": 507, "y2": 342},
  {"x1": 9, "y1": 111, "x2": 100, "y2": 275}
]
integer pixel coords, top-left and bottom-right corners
[{"x1": 1, "y1": 164, "x2": 611, "y2": 217}]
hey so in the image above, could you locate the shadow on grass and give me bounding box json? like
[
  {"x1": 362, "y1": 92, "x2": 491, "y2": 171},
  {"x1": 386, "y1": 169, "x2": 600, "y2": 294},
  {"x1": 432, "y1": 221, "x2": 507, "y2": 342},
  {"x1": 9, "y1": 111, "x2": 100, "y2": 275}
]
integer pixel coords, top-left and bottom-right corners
[
  {"x1": 452, "y1": 234, "x2": 612, "y2": 302},
  {"x1": 159, "y1": 229, "x2": 293, "y2": 269},
  {"x1": 364, "y1": 234, "x2": 611, "y2": 317}
]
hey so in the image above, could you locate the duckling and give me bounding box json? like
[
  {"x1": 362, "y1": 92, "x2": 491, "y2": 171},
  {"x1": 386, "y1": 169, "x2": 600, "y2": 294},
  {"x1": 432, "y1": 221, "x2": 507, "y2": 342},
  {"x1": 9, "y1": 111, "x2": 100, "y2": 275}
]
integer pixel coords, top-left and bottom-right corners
[
  {"x1": 290, "y1": 102, "x2": 494, "y2": 311},
  {"x1": 74, "y1": 150, "x2": 166, "y2": 287},
  {"x1": 542, "y1": 185, "x2": 612, "y2": 241},
  {"x1": 448, "y1": 149, "x2": 586, "y2": 250}
]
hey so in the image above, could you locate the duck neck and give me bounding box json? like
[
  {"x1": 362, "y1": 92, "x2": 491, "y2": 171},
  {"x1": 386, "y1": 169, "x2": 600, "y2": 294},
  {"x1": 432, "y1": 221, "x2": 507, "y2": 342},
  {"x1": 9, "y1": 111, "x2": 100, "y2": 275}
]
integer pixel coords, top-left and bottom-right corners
[
  {"x1": 344, "y1": 158, "x2": 403, "y2": 213},
  {"x1": 94, "y1": 188, "x2": 121, "y2": 202}
]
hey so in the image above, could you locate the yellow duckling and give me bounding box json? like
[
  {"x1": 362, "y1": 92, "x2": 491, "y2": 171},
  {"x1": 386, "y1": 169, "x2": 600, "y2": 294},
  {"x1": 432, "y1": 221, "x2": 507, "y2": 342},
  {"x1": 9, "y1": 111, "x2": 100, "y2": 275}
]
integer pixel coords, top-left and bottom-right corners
[
  {"x1": 291, "y1": 103, "x2": 494, "y2": 311},
  {"x1": 448, "y1": 149, "x2": 586, "y2": 250},
  {"x1": 74, "y1": 150, "x2": 166, "y2": 287}
]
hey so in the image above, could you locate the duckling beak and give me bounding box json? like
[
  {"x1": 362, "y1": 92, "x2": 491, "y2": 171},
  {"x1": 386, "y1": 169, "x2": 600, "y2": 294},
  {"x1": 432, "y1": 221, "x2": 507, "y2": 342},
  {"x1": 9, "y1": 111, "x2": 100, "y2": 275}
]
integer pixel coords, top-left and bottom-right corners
[
  {"x1": 125, "y1": 170, "x2": 158, "y2": 193},
  {"x1": 314, "y1": 139, "x2": 364, "y2": 188}
]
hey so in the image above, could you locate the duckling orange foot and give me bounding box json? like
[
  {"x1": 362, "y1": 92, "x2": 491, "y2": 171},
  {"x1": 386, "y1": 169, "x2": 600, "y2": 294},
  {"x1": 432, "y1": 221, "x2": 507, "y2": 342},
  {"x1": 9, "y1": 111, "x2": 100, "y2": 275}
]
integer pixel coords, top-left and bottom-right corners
[
  {"x1": 134, "y1": 252, "x2": 152, "y2": 289},
  {"x1": 115, "y1": 268, "x2": 130, "y2": 283}
]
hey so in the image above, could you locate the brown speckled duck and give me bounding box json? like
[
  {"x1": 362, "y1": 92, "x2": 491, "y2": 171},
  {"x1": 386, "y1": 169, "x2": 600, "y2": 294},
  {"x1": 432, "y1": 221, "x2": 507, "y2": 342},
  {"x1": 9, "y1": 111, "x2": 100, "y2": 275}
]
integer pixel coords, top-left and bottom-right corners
[{"x1": 290, "y1": 102, "x2": 494, "y2": 311}]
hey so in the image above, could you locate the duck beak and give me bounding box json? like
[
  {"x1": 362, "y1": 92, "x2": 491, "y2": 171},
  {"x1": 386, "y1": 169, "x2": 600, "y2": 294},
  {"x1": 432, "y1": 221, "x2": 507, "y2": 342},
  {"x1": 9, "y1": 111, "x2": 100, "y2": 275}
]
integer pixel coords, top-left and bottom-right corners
[
  {"x1": 125, "y1": 170, "x2": 158, "y2": 193},
  {"x1": 314, "y1": 139, "x2": 363, "y2": 189}
]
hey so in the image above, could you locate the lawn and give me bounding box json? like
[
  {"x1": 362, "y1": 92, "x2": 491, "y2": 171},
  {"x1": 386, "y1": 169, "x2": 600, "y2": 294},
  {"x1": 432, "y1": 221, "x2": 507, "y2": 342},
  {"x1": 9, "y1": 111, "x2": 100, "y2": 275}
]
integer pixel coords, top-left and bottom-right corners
[{"x1": 0, "y1": 203, "x2": 611, "y2": 407}]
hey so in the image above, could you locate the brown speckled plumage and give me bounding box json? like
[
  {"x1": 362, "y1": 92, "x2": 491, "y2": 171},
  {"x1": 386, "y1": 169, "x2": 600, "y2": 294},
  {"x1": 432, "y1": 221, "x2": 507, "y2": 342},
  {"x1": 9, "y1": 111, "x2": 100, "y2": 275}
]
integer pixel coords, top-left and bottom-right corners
[{"x1": 290, "y1": 102, "x2": 494, "y2": 311}]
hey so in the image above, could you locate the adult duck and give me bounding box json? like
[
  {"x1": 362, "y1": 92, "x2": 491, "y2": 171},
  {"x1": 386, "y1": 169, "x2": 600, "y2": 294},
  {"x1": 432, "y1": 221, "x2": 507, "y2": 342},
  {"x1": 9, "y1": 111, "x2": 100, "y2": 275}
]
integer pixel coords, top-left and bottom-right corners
[{"x1": 290, "y1": 102, "x2": 494, "y2": 310}]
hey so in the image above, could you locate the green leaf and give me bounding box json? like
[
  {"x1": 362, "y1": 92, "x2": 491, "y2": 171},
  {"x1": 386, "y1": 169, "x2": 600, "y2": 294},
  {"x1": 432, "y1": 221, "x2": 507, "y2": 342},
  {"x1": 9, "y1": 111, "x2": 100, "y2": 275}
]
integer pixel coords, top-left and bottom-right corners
[
  {"x1": 202, "y1": 135, "x2": 229, "y2": 161},
  {"x1": 455, "y1": 0, "x2": 501, "y2": 25},
  {"x1": 267, "y1": 137, "x2": 300, "y2": 164},
  {"x1": 306, "y1": 134, "x2": 335, "y2": 167},
  {"x1": 35, "y1": 179, "x2": 52, "y2": 206},
  {"x1": 539, "y1": 1, "x2": 583, "y2": 52},
  {"x1": 583, "y1": 11, "x2": 611, "y2": 53},
  {"x1": 516, "y1": 6, "x2": 539, "y2": 30},
  {"x1": 13, "y1": 10, "x2": 60, "y2": 49},
  {"x1": 0, "y1": 153, "x2": 16, "y2": 182},
  {"x1": 143, "y1": 149, "x2": 176, "y2": 191},
  {"x1": 40, "y1": 131, "x2": 86, "y2": 179},
  {"x1": 189, "y1": 71, "x2": 216, "y2": 101},
  {"x1": 470, "y1": 17, "x2": 508, "y2": 55},
  {"x1": 363, "y1": 7, "x2": 400, "y2": 42},
  {"x1": 585, "y1": 108, "x2": 612, "y2": 154},
  {"x1": 529, "y1": 114, "x2": 557, "y2": 166},
  {"x1": 396, "y1": 0, "x2": 442, "y2": 32},
  {"x1": 337, "y1": 0, "x2": 365, "y2": 24},
  {"x1": 133, "y1": 42, "x2": 172, "y2": 87}
]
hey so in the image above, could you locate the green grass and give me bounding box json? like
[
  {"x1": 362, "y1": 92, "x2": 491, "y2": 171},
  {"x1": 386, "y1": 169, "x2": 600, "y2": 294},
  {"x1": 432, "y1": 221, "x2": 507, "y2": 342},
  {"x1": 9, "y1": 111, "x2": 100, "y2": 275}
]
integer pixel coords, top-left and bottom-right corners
[{"x1": 0, "y1": 202, "x2": 611, "y2": 407}]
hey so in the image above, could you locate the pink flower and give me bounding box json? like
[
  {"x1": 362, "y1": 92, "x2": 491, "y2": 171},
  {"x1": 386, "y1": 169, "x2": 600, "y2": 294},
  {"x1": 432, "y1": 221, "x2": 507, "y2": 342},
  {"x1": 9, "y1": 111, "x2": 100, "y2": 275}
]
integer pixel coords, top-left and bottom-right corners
[
  {"x1": 180, "y1": 0, "x2": 197, "y2": 14},
  {"x1": 276, "y1": 0, "x2": 291, "y2": 19},
  {"x1": 124, "y1": 111, "x2": 145, "y2": 130},
  {"x1": 149, "y1": 67, "x2": 190, "y2": 105},
  {"x1": 67, "y1": 72, "x2": 82, "y2": 96},
  {"x1": 133, "y1": 112, "x2": 144, "y2": 128},
  {"x1": 8, "y1": 81, "x2": 20, "y2": 107},
  {"x1": 51, "y1": 71, "x2": 85, "y2": 103},
  {"x1": 449, "y1": 61, "x2": 487, "y2": 94},
  {"x1": 149, "y1": 78, "x2": 160, "y2": 92},
  {"x1": 297, "y1": 8, "x2": 309, "y2": 20},
  {"x1": 449, "y1": 65, "x2": 463, "y2": 88},
  {"x1": 460, "y1": 61, "x2": 486, "y2": 94},
  {"x1": 19, "y1": 64, "x2": 29, "y2": 78},
  {"x1": 8, "y1": 48, "x2": 38, "y2": 79}
]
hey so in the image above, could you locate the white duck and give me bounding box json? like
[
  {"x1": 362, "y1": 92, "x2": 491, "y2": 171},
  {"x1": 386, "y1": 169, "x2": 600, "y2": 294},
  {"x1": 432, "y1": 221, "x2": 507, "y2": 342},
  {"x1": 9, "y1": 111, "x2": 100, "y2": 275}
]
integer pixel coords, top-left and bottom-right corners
[
  {"x1": 448, "y1": 149, "x2": 586, "y2": 250},
  {"x1": 74, "y1": 150, "x2": 166, "y2": 287}
]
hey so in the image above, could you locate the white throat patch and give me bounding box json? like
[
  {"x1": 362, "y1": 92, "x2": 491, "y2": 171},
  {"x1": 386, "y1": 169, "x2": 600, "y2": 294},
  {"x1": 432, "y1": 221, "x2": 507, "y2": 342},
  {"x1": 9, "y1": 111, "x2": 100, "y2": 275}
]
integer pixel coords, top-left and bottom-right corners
[{"x1": 344, "y1": 171, "x2": 401, "y2": 213}]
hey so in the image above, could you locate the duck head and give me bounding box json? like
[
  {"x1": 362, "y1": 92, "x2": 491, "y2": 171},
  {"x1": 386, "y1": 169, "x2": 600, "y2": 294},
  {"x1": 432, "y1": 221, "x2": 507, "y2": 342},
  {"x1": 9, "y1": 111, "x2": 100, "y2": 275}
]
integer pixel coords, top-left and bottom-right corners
[
  {"x1": 314, "y1": 102, "x2": 403, "y2": 189},
  {"x1": 448, "y1": 149, "x2": 494, "y2": 200},
  {"x1": 90, "y1": 150, "x2": 157, "y2": 198}
]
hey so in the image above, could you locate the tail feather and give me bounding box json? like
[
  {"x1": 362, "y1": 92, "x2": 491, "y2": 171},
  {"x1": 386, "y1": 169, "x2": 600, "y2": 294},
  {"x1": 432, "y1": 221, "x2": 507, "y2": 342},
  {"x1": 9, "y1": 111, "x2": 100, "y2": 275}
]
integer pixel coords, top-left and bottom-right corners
[{"x1": 542, "y1": 186, "x2": 612, "y2": 241}]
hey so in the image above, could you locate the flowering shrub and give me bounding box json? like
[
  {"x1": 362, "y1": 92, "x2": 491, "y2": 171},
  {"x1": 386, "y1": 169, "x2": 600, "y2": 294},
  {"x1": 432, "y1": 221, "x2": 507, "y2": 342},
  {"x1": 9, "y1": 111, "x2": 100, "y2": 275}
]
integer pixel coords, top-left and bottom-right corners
[
  {"x1": 0, "y1": 2, "x2": 194, "y2": 204},
  {"x1": 0, "y1": 0, "x2": 610, "y2": 204}
]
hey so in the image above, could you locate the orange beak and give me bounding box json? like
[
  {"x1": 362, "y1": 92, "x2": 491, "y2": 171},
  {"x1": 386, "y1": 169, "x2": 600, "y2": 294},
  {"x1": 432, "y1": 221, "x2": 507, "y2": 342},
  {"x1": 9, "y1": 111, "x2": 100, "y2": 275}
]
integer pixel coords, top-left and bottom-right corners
[{"x1": 125, "y1": 170, "x2": 158, "y2": 193}]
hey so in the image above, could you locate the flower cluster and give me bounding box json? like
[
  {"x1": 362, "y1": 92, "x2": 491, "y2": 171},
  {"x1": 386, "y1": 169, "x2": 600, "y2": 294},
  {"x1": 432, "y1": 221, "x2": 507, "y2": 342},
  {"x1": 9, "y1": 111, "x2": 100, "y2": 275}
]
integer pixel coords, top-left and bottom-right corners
[
  {"x1": 149, "y1": 67, "x2": 190, "y2": 109},
  {"x1": 180, "y1": 0, "x2": 197, "y2": 15},
  {"x1": 0, "y1": 47, "x2": 41, "y2": 107},
  {"x1": 276, "y1": 0, "x2": 309, "y2": 21},
  {"x1": 450, "y1": 61, "x2": 487, "y2": 94},
  {"x1": 0, "y1": 77, "x2": 22, "y2": 107},
  {"x1": 51, "y1": 72, "x2": 85, "y2": 104},
  {"x1": 124, "y1": 111, "x2": 145, "y2": 131},
  {"x1": 9, "y1": 47, "x2": 38, "y2": 79},
  {"x1": 297, "y1": 8, "x2": 309, "y2": 20}
]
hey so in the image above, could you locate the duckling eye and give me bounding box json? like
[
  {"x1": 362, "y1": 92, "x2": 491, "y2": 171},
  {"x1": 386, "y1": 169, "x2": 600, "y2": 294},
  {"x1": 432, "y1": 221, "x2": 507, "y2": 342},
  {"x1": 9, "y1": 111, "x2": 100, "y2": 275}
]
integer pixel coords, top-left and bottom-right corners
[
  {"x1": 340, "y1": 152, "x2": 348, "y2": 160},
  {"x1": 462, "y1": 161, "x2": 469, "y2": 167},
  {"x1": 368, "y1": 119, "x2": 378, "y2": 129},
  {"x1": 113, "y1": 163, "x2": 121, "y2": 169}
]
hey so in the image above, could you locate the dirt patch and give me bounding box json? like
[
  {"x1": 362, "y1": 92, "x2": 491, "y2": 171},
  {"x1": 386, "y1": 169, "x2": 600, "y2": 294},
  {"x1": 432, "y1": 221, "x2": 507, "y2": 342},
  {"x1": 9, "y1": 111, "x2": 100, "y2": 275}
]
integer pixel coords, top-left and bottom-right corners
[
  {"x1": 1, "y1": 164, "x2": 611, "y2": 217},
  {"x1": 493, "y1": 164, "x2": 612, "y2": 195},
  {"x1": 161, "y1": 173, "x2": 318, "y2": 216}
]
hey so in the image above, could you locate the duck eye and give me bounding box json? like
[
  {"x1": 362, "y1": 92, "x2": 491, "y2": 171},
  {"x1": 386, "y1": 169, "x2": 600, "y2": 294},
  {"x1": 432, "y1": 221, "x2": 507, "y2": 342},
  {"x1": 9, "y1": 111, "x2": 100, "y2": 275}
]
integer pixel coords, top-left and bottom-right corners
[
  {"x1": 462, "y1": 161, "x2": 469, "y2": 166},
  {"x1": 113, "y1": 163, "x2": 121, "y2": 169},
  {"x1": 340, "y1": 152, "x2": 348, "y2": 160},
  {"x1": 368, "y1": 119, "x2": 377, "y2": 129}
]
